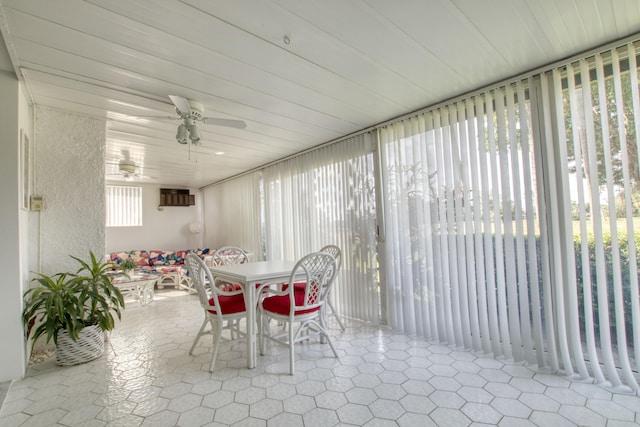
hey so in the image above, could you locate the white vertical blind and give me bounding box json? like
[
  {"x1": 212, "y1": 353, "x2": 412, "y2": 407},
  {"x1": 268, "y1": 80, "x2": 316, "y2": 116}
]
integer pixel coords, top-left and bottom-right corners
[
  {"x1": 378, "y1": 40, "x2": 640, "y2": 392},
  {"x1": 548, "y1": 41, "x2": 640, "y2": 390},
  {"x1": 105, "y1": 185, "x2": 142, "y2": 227},
  {"x1": 379, "y1": 83, "x2": 542, "y2": 361},
  {"x1": 263, "y1": 134, "x2": 379, "y2": 323},
  {"x1": 202, "y1": 172, "x2": 263, "y2": 260}
]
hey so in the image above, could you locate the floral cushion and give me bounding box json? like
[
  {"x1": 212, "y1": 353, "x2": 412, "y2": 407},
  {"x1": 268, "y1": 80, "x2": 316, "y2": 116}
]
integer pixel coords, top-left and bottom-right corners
[
  {"x1": 109, "y1": 249, "x2": 209, "y2": 265},
  {"x1": 190, "y1": 248, "x2": 211, "y2": 257},
  {"x1": 150, "y1": 250, "x2": 189, "y2": 266},
  {"x1": 108, "y1": 250, "x2": 150, "y2": 267},
  {"x1": 107, "y1": 249, "x2": 210, "y2": 277}
]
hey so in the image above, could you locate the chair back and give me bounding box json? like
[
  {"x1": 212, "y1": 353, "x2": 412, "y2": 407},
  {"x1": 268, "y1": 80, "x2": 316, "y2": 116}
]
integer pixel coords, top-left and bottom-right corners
[
  {"x1": 186, "y1": 253, "x2": 211, "y2": 308},
  {"x1": 287, "y1": 252, "x2": 337, "y2": 312},
  {"x1": 319, "y1": 245, "x2": 342, "y2": 270},
  {"x1": 187, "y1": 253, "x2": 244, "y2": 309},
  {"x1": 211, "y1": 246, "x2": 249, "y2": 266}
]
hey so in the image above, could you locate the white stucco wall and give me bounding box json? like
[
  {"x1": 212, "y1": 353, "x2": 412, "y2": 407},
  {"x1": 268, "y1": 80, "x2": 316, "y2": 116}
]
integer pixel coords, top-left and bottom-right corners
[
  {"x1": 34, "y1": 106, "x2": 106, "y2": 275},
  {"x1": 105, "y1": 183, "x2": 203, "y2": 252}
]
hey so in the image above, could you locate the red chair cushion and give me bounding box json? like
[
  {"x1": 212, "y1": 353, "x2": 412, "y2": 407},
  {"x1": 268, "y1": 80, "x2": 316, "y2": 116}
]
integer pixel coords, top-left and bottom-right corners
[
  {"x1": 219, "y1": 282, "x2": 263, "y2": 292},
  {"x1": 262, "y1": 292, "x2": 320, "y2": 316},
  {"x1": 207, "y1": 295, "x2": 246, "y2": 314},
  {"x1": 281, "y1": 281, "x2": 306, "y2": 292},
  {"x1": 219, "y1": 282, "x2": 243, "y2": 292}
]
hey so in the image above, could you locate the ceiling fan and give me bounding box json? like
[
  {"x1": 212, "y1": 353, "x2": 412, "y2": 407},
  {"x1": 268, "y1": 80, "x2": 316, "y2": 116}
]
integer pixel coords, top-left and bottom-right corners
[
  {"x1": 107, "y1": 159, "x2": 151, "y2": 181},
  {"x1": 143, "y1": 95, "x2": 247, "y2": 145}
]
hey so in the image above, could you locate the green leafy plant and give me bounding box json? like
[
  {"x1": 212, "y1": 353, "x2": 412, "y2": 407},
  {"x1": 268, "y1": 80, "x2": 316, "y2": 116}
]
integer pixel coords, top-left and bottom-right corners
[
  {"x1": 22, "y1": 251, "x2": 125, "y2": 350},
  {"x1": 119, "y1": 257, "x2": 137, "y2": 272}
]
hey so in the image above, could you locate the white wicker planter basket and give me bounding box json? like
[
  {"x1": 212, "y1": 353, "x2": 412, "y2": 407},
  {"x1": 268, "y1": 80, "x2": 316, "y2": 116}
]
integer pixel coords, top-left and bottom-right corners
[{"x1": 55, "y1": 324, "x2": 105, "y2": 366}]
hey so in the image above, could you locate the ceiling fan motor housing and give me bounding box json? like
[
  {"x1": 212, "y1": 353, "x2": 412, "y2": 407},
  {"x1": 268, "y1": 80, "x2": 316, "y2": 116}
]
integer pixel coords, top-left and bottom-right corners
[
  {"x1": 119, "y1": 160, "x2": 137, "y2": 174},
  {"x1": 175, "y1": 100, "x2": 204, "y2": 121},
  {"x1": 188, "y1": 101, "x2": 204, "y2": 120}
]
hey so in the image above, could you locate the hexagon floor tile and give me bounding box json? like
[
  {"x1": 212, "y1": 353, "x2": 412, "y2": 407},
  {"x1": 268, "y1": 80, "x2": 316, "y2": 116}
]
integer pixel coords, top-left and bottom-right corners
[{"x1": 2, "y1": 289, "x2": 639, "y2": 426}]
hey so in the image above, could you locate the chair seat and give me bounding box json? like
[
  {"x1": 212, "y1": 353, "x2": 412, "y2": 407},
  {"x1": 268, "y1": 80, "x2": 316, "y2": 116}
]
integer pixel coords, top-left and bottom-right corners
[
  {"x1": 207, "y1": 295, "x2": 246, "y2": 314},
  {"x1": 262, "y1": 293, "x2": 320, "y2": 316},
  {"x1": 281, "y1": 281, "x2": 306, "y2": 292},
  {"x1": 219, "y1": 282, "x2": 263, "y2": 292},
  {"x1": 218, "y1": 282, "x2": 242, "y2": 292}
]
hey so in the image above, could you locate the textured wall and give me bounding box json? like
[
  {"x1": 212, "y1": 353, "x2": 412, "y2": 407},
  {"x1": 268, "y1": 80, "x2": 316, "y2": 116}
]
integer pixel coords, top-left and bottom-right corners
[{"x1": 34, "y1": 106, "x2": 106, "y2": 275}]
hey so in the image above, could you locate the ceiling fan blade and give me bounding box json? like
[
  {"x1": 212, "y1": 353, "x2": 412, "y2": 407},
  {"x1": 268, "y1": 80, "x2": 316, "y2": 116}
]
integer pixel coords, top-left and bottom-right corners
[
  {"x1": 129, "y1": 115, "x2": 181, "y2": 120},
  {"x1": 202, "y1": 117, "x2": 247, "y2": 129},
  {"x1": 168, "y1": 95, "x2": 192, "y2": 117}
]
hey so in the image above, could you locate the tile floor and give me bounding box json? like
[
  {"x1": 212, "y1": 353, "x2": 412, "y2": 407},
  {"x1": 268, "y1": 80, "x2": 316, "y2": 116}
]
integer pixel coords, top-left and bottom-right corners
[{"x1": 1, "y1": 289, "x2": 639, "y2": 426}]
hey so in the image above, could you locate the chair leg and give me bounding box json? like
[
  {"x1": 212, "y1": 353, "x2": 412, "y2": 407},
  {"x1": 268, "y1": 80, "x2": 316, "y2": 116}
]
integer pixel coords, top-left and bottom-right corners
[
  {"x1": 189, "y1": 317, "x2": 208, "y2": 355},
  {"x1": 315, "y1": 320, "x2": 339, "y2": 358},
  {"x1": 209, "y1": 318, "x2": 223, "y2": 372},
  {"x1": 259, "y1": 312, "x2": 264, "y2": 356},
  {"x1": 327, "y1": 300, "x2": 345, "y2": 331},
  {"x1": 288, "y1": 321, "x2": 295, "y2": 375},
  {"x1": 324, "y1": 332, "x2": 339, "y2": 358},
  {"x1": 227, "y1": 320, "x2": 235, "y2": 340}
]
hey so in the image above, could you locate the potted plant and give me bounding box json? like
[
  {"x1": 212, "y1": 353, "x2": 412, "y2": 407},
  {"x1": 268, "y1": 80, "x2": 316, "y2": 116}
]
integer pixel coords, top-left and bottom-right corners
[
  {"x1": 119, "y1": 257, "x2": 137, "y2": 277},
  {"x1": 22, "y1": 251, "x2": 125, "y2": 366}
]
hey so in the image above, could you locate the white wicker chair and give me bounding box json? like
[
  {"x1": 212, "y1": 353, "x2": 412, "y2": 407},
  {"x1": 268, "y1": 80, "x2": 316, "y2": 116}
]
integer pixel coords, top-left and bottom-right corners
[
  {"x1": 319, "y1": 245, "x2": 345, "y2": 331},
  {"x1": 185, "y1": 254, "x2": 247, "y2": 372},
  {"x1": 211, "y1": 246, "x2": 250, "y2": 266},
  {"x1": 258, "y1": 252, "x2": 339, "y2": 375}
]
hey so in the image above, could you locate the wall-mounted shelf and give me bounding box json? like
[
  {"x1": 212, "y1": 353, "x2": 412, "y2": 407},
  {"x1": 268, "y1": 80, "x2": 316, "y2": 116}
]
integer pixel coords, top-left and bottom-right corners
[{"x1": 159, "y1": 188, "x2": 195, "y2": 206}]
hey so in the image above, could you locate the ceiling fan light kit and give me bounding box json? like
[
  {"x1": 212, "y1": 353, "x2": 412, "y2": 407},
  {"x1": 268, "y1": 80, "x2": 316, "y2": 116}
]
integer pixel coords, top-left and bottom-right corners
[
  {"x1": 187, "y1": 121, "x2": 200, "y2": 144},
  {"x1": 176, "y1": 119, "x2": 201, "y2": 145},
  {"x1": 176, "y1": 123, "x2": 188, "y2": 144}
]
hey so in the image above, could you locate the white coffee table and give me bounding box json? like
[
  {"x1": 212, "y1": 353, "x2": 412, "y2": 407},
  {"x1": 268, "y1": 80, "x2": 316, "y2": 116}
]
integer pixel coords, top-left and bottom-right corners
[{"x1": 112, "y1": 272, "x2": 159, "y2": 306}]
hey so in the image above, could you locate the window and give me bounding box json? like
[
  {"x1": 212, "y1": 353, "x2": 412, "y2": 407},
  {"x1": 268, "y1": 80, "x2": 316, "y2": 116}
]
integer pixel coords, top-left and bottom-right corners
[{"x1": 106, "y1": 185, "x2": 142, "y2": 227}]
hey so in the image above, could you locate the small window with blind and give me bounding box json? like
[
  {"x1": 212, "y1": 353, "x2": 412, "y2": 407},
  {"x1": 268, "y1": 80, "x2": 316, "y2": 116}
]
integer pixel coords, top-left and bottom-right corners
[{"x1": 106, "y1": 185, "x2": 143, "y2": 227}]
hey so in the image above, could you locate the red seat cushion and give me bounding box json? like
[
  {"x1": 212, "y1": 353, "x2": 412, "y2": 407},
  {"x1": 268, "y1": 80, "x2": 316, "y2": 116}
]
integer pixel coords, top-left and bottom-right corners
[
  {"x1": 281, "y1": 281, "x2": 306, "y2": 292},
  {"x1": 219, "y1": 282, "x2": 263, "y2": 292},
  {"x1": 207, "y1": 295, "x2": 246, "y2": 315},
  {"x1": 262, "y1": 292, "x2": 320, "y2": 316},
  {"x1": 218, "y1": 282, "x2": 243, "y2": 292}
]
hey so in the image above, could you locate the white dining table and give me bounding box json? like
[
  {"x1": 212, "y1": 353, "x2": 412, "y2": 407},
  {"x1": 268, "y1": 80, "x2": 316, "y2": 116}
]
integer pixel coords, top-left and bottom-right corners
[{"x1": 209, "y1": 260, "x2": 297, "y2": 369}]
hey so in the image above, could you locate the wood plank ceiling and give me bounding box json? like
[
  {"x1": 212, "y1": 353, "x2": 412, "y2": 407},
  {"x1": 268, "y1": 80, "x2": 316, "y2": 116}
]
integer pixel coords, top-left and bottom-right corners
[{"x1": 1, "y1": 0, "x2": 639, "y2": 188}]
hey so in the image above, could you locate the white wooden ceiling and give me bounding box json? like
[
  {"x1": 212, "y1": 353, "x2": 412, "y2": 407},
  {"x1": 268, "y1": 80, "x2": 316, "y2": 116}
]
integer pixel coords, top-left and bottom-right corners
[{"x1": 1, "y1": 0, "x2": 639, "y2": 188}]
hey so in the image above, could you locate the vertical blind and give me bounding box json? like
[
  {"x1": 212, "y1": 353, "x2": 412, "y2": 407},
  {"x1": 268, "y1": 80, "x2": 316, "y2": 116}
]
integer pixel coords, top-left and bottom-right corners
[
  {"x1": 202, "y1": 172, "x2": 263, "y2": 260},
  {"x1": 544, "y1": 41, "x2": 640, "y2": 390},
  {"x1": 378, "y1": 40, "x2": 640, "y2": 392},
  {"x1": 105, "y1": 185, "x2": 142, "y2": 227},
  {"x1": 262, "y1": 134, "x2": 380, "y2": 323},
  {"x1": 379, "y1": 83, "x2": 543, "y2": 360}
]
